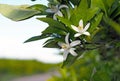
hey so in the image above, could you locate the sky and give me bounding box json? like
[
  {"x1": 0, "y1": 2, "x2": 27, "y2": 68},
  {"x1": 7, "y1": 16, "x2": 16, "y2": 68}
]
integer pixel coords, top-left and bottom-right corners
[{"x1": 0, "y1": 0, "x2": 63, "y2": 63}]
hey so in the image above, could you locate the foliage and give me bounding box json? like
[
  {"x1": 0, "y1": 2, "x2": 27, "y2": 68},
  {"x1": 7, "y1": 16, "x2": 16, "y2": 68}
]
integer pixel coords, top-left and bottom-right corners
[
  {"x1": 0, "y1": 59, "x2": 57, "y2": 75},
  {"x1": 47, "y1": 50, "x2": 120, "y2": 81},
  {"x1": 0, "y1": 0, "x2": 120, "y2": 81},
  {"x1": 0, "y1": 59, "x2": 57, "y2": 81}
]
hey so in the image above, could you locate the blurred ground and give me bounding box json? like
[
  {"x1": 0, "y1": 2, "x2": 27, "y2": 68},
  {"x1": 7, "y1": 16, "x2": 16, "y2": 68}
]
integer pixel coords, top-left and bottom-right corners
[{"x1": 12, "y1": 71, "x2": 58, "y2": 81}]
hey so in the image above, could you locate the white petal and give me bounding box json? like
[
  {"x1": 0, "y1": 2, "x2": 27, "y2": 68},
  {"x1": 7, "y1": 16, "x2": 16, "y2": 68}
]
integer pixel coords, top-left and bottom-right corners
[
  {"x1": 53, "y1": 11, "x2": 63, "y2": 20},
  {"x1": 63, "y1": 50, "x2": 69, "y2": 60},
  {"x1": 74, "y1": 33, "x2": 81, "y2": 37},
  {"x1": 59, "y1": 5, "x2": 68, "y2": 9},
  {"x1": 79, "y1": 19, "x2": 83, "y2": 27},
  {"x1": 46, "y1": 9, "x2": 55, "y2": 13},
  {"x1": 69, "y1": 48, "x2": 78, "y2": 56},
  {"x1": 53, "y1": 14, "x2": 57, "y2": 20},
  {"x1": 83, "y1": 31, "x2": 90, "y2": 36},
  {"x1": 83, "y1": 23, "x2": 90, "y2": 32},
  {"x1": 58, "y1": 42, "x2": 64, "y2": 47},
  {"x1": 70, "y1": 40, "x2": 81, "y2": 47},
  {"x1": 65, "y1": 33, "x2": 70, "y2": 44},
  {"x1": 71, "y1": 25, "x2": 79, "y2": 32},
  {"x1": 55, "y1": 5, "x2": 59, "y2": 9},
  {"x1": 56, "y1": 10, "x2": 63, "y2": 17}
]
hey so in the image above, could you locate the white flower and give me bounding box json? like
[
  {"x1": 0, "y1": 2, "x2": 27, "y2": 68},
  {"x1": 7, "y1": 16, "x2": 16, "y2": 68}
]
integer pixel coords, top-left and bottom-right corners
[
  {"x1": 58, "y1": 33, "x2": 81, "y2": 60},
  {"x1": 46, "y1": 5, "x2": 68, "y2": 20},
  {"x1": 71, "y1": 19, "x2": 90, "y2": 37}
]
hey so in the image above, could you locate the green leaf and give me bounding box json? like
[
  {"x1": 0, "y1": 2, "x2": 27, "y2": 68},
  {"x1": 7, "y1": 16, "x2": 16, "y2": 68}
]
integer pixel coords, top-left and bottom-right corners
[
  {"x1": 105, "y1": 0, "x2": 115, "y2": 8},
  {"x1": 69, "y1": 0, "x2": 81, "y2": 6},
  {"x1": 57, "y1": 16, "x2": 77, "y2": 36},
  {"x1": 93, "y1": 63, "x2": 111, "y2": 81},
  {"x1": 78, "y1": 0, "x2": 88, "y2": 9},
  {"x1": 62, "y1": 54, "x2": 76, "y2": 68},
  {"x1": 42, "y1": 26, "x2": 67, "y2": 35},
  {"x1": 70, "y1": 0, "x2": 89, "y2": 25},
  {"x1": 24, "y1": 34, "x2": 49, "y2": 43},
  {"x1": 70, "y1": 0, "x2": 99, "y2": 25},
  {"x1": 37, "y1": 17, "x2": 67, "y2": 31},
  {"x1": 57, "y1": 16, "x2": 72, "y2": 27},
  {"x1": 0, "y1": 4, "x2": 40, "y2": 21},
  {"x1": 28, "y1": 4, "x2": 48, "y2": 14},
  {"x1": 86, "y1": 7, "x2": 99, "y2": 21},
  {"x1": 109, "y1": 0, "x2": 120, "y2": 19},
  {"x1": 107, "y1": 18, "x2": 120, "y2": 35},
  {"x1": 43, "y1": 38, "x2": 61, "y2": 48},
  {"x1": 62, "y1": 50, "x2": 85, "y2": 68},
  {"x1": 91, "y1": 0, "x2": 107, "y2": 15},
  {"x1": 89, "y1": 12, "x2": 103, "y2": 37}
]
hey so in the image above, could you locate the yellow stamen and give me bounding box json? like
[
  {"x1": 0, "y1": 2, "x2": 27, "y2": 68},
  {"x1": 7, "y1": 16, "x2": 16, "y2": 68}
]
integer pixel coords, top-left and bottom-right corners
[
  {"x1": 78, "y1": 26, "x2": 83, "y2": 30},
  {"x1": 62, "y1": 44, "x2": 67, "y2": 49}
]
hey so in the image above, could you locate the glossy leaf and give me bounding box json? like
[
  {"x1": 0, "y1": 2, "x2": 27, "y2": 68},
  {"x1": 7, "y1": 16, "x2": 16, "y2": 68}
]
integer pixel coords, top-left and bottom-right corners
[
  {"x1": 89, "y1": 13, "x2": 103, "y2": 36},
  {"x1": 86, "y1": 7, "x2": 99, "y2": 21},
  {"x1": 57, "y1": 16, "x2": 72, "y2": 27},
  {"x1": 37, "y1": 17, "x2": 67, "y2": 31},
  {"x1": 62, "y1": 50, "x2": 85, "y2": 67},
  {"x1": 43, "y1": 38, "x2": 62, "y2": 48},
  {"x1": 69, "y1": 0, "x2": 81, "y2": 6},
  {"x1": 28, "y1": 4, "x2": 48, "y2": 14},
  {"x1": 70, "y1": 0, "x2": 89, "y2": 25},
  {"x1": 0, "y1": 4, "x2": 40, "y2": 21},
  {"x1": 91, "y1": 0, "x2": 107, "y2": 15},
  {"x1": 42, "y1": 26, "x2": 67, "y2": 35},
  {"x1": 107, "y1": 18, "x2": 120, "y2": 35},
  {"x1": 24, "y1": 34, "x2": 49, "y2": 43}
]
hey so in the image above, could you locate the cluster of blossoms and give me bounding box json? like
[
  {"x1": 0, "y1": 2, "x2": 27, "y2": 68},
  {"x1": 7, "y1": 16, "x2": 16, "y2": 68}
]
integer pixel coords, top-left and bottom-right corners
[
  {"x1": 46, "y1": 4, "x2": 91, "y2": 60},
  {"x1": 59, "y1": 20, "x2": 90, "y2": 60}
]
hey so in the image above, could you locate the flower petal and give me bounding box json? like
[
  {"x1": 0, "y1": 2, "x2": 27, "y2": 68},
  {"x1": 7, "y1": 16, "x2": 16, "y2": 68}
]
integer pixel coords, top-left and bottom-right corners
[
  {"x1": 79, "y1": 19, "x2": 83, "y2": 28},
  {"x1": 56, "y1": 10, "x2": 63, "y2": 17},
  {"x1": 74, "y1": 33, "x2": 81, "y2": 37},
  {"x1": 70, "y1": 40, "x2": 81, "y2": 47},
  {"x1": 69, "y1": 48, "x2": 78, "y2": 56},
  {"x1": 83, "y1": 23, "x2": 90, "y2": 32},
  {"x1": 59, "y1": 5, "x2": 68, "y2": 9},
  {"x1": 63, "y1": 50, "x2": 69, "y2": 60},
  {"x1": 58, "y1": 42, "x2": 64, "y2": 47},
  {"x1": 53, "y1": 14, "x2": 57, "y2": 20},
  {"x1": 46, "y1": 9, "x2": 55, "y2": 13},
  {"x1": 83, "y1": 31, "x2": 90, "y2": 36},
  {"x1": 71, "y1": 25, "x2": 79, "y2": 32},
  {"x1": 65, "y1": 33, "x2": 70, "y2": 44},
  {"x1": 53, "y1": 11, "x2": 63, "y2": 20}
]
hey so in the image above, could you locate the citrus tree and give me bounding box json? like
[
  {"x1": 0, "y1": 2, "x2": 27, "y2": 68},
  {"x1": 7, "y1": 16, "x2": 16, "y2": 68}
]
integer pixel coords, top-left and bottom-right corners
[{"x1": 0, "y1": 0, "x2": 120, "y2": 81}]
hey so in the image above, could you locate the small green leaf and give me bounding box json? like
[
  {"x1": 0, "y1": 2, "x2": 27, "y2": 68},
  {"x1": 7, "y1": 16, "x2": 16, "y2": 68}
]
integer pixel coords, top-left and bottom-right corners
[
  {"x1": 107, "y1": 18, "x2": 120, "y2": 35},
  {"x1": 42, "y1": 26, "x2": 67, "y2": 35},
  {"x1": 109, "y1": 0, "x2": 120, "y2": 18},
  {"x1": 37, "y1": 17, "x2": 67, "y2": 31},
  {"x1": 70, "y1": 0, "x2": 89, "y2": 25},
  {"x1": 24, "y1": 34, "x2": 49, "y2": 43},
  {"x1": 0, "y1": 4, "x2": 40, "y2": 21},
  {"x1": 89, "y1": 12, "x2": 103, "y2": 36},
  {"x1": 86, "y1": 7, "x2": 99, "y2": 21},
  {"x1": 62, "y1": 50, "x2": 85, "y2": 67},
  {"x1": 105, "y1": 0, "x2": 115, "y2": 8},
  {"x1": 57, "y1": 16, "x2": 72, "y2": 27},
  {"x1": 69, "y1": 0, "x2": 81, "y2": 6},
  {"x1": 43, "y1": 38, "x2": 60, "y2": 48},
  {"x1": 91, "y1": 0, "x2": 107, "y2": 15},
  {"x1": 78, "y1": 0, "x2": 88, "y2": 10},
  {"x1": 28, "y1": 4, "x2": 48, "y2": 14}
]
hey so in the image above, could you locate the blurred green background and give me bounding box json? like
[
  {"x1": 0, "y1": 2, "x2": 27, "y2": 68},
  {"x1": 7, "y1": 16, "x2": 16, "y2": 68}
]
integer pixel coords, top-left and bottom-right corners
[{"x1": 0, "y1": 59, "x2": 58, "y2": 81}]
